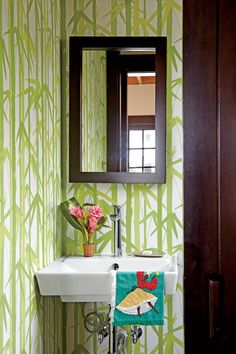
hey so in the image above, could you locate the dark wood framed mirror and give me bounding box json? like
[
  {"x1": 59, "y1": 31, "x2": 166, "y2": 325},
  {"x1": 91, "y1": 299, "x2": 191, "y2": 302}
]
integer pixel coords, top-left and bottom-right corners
[{"x1": 69, "y1": 36, "x2": 166, "y2": 183}]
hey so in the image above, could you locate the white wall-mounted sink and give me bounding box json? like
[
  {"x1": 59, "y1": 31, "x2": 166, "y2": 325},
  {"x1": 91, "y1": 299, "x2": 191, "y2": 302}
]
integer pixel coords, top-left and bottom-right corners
[{"x1": 35, "y1": 254, "x2": 178, "y2": 302}]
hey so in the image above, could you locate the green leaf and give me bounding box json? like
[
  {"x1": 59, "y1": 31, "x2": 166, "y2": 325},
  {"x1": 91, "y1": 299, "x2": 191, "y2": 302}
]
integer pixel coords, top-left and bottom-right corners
[
  {"x1": 95, "y1": 216, "x2": 110, "y2": 232},
  {"x1": 68, "y1": 197, "x2": 81, "y2": 207},
  {"x1": 60, "y1": 200, "x2": 82, "y2": 231},
  {"x1": 96, "y1": 216, "x2": 106, "y2": 225},
  {"x1": 82, "y1": 202, "x2": 95, "y2": 207}
]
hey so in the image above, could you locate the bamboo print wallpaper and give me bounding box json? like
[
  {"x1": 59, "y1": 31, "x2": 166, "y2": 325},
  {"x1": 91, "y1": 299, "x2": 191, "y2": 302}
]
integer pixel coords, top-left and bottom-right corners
[
  {"x1": 0, "y1": 0, "x2": 183, "y2": 353},
  {"x1": 0, "y1": 0, "x2": 63, "y2": 353},
  {"x1": 62, "y1": 1, "x2": 183, "y2": 354},
  {"x1": 82, "y1": 50, "x2": 107, "y2": 172}
]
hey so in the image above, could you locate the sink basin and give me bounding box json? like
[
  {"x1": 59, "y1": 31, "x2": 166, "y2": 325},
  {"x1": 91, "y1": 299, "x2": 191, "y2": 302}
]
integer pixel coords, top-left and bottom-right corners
[{"x1": 35, "y1": 254, "x2": 178, "y2": 302}]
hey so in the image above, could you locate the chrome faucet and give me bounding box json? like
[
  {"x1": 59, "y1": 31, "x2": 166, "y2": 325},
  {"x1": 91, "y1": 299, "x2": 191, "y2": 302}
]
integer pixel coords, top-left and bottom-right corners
[{"x1": 110, "y1": 205, "x2": 122, "y2": 257}]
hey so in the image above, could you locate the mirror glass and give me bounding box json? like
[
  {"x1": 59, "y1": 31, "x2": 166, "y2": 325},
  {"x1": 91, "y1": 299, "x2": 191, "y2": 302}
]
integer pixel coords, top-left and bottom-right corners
[
  {"x1": 81, "y1": 50, "x2": 107, "y2": 172},
  {"x1": 81, "y1": 49, "x2": 156, "y2": 173},
  {"x1": 127, "y1": 71, "x2": 155, "y2": 172}
]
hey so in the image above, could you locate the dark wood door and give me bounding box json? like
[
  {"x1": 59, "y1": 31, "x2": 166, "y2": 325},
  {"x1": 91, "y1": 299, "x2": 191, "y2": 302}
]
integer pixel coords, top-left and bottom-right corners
[{"x1": 184, "y1": 1, "x2": 236, "y2": 353}]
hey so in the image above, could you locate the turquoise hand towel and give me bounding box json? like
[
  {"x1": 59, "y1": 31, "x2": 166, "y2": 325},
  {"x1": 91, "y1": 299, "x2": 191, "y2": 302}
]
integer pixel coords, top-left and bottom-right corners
[{"x1": 112, "y1": 271, "x2": 164, "y2": 326}]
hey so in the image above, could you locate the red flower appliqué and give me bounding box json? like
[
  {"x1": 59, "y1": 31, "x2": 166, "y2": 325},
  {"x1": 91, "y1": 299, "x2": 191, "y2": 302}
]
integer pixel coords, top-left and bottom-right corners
[{"x1": 136, "y1": 272, "x2": 158, "y2": 291}]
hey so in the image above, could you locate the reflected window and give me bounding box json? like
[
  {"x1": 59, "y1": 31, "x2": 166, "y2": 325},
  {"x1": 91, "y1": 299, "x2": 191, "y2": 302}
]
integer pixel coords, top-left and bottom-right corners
[
  {"x1": 128, "y1": 119, "x2": 155, "y2": 172},
  {"x1": 127, "y1": 72, "x2": 155, "y2": 173}
]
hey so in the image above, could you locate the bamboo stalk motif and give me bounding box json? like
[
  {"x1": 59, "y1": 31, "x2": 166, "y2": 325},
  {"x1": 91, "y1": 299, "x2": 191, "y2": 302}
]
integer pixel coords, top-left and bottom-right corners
[{"x1": 0, "y1": 0, "x2": 183, "y2": 353}]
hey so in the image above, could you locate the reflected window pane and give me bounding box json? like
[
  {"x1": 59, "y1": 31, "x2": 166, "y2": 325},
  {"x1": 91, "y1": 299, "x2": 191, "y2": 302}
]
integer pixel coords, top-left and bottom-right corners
[
  {"x1": 144, "y1": 149, "x2": 155, "y2": 167},
  {"x1": 143, "y1": 167, "x2": 155, "y2": 172},
  {"x1": 129, "y1": 130, "x2": 142, "y2": 148},
  {"x1": 129, "y1": 168, "x2": 142, "y2": 173},
  {"x1": 144, "y1": 130, "x2": 155, "y2": 148},
  {"x1": 129, "y1": 149, "x2": 142, "y2": 167}
]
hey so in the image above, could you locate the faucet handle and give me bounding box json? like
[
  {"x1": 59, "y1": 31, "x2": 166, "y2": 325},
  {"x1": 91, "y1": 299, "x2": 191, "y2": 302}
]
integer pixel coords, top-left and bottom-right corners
[
  {"x1": 110, "y1": 213, "x2": 120, "y2": 221},
  {"x1": 112, "y1": 204, "x2": 121, "y2": 213}
]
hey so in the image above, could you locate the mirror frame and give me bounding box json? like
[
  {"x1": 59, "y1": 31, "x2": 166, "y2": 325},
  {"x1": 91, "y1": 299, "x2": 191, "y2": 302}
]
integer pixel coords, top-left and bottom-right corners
[{"x1": 69, "y1": 36, "x2": 166, "y2": 183}]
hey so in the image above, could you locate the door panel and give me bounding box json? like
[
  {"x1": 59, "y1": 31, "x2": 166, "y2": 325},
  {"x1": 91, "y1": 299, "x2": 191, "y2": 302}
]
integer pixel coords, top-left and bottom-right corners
[
  {"x1": 184, "y1": 0, "x2": 218, "y2": 351},
  {"x1": 184, "y1": 0, "x2": 236, "y2": 353},
  {"x1": 219, "y1": 0, "x2": 236, "y2": 349}
]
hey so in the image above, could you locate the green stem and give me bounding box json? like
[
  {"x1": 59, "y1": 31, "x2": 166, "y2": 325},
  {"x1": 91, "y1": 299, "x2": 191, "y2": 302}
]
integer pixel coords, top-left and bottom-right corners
[
  {"x1": 134, "y1": 185, "x2": 140, "y2": 250},
  {"x1": 9, "y1": 0, "x2": 16, "y2": 351},
  {"x1": 157, "y1": 0, "x2": 162, "y2": 36},
  {"x1": 133, "y1": 0, "x2": 140, "y2": 35},
  {"x1": 18, "y1": 0, "x2": 25, "y2": 350},
  {"x1": 0, "y1": 0, "x2": 4, "y2": 351},
  {"x1": 111, "y1": 0, "x2": 117, "y2": 35},
  {"x1": 60, "y1": 0, "x2": 67, "y2": 257},
  {"x1": 166, "y1": 5, "x2": 174, "y2": 353},
  {"x1": 126, "y1": 0, "x2": 131, "y2": 35}
]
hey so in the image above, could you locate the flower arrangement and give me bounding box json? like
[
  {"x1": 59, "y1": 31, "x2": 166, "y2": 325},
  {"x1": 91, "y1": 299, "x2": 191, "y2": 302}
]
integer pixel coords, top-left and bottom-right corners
[{"x1": 60, "y1": 197, "x2": 108, "y2": 245}]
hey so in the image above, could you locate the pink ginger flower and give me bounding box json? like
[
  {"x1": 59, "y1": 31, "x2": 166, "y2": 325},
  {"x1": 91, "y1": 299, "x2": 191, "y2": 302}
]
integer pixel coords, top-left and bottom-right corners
[
  {"x1": 89, "y1": 218, "x2": 98, "y2": 235},
  {"x1": 89, "y1": 205, "x2": 103, "y2": 220},
  {"x1": 88, "y1": 205, "x2": 103, "y2": 234},
  {"x1": 68, "y1": 205, "x2": 85, "y2": 219}
]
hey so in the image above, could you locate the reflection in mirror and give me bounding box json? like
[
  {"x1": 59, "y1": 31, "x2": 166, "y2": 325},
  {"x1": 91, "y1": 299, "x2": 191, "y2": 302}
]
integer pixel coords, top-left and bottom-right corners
[
  {"x1": 81, "y1": 50, "x2": 107, "y2": 172},
  {"x1": 127, "y1": 72, "x2": 156, "y2": 173},
  {"x1": 80, "y1": 48, "x2": 158, "y2": 174}
]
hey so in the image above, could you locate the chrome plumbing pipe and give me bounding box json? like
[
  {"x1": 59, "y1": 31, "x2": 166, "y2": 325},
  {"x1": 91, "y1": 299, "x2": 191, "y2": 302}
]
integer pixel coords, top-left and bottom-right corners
[{"x1": 110, "y1": 205, "x2": 122, "y2": 257}]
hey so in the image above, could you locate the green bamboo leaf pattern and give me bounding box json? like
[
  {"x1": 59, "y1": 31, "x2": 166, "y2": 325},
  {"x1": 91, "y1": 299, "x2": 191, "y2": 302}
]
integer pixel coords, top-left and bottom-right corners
[
  {"x1": 82, "y1": 50, "x2": 107, "y2": 172},
  {"x1": 0, "y1": 0, "x2": 183, "y2": 353},
  {"x1": 0, "y1": 0, "x2": 63, "y2": 353},
  {"x1": 62, "y1": 1, "x2": 183, "y2": 353}
]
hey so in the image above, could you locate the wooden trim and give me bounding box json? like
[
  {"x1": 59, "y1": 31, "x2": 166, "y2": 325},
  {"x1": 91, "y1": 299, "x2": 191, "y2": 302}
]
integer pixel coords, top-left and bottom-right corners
[
  {"x1": 69, "y1": 36, "x2": 166, "y2": 50},
  {"x1": 184, "y1": 0, "x2": 218, "y2": 352},
  {"x1": 69, "y1": 171, "x2": 164, "y2": 184},
  {"x1": 107, "y1": 51, "x2": 120, "y2": 172},
  {"x1": 69, "y1": 36, "x2": 166, "y2": 183},
  {"x1": 119, "y1": 54, "x2": 155, "y2": 72},
  {"x1": 127, "y1": 76, "x2": 155, "y2": 85},
  {"x1": 120, "y1": 70, "x2": 127, "y2": 172},
  {"x1": 129, "y1": 115, "x2": 155, "y2": 123},
  {"x1": 128, "y1": 116, "x2": 155, "y2": 130},
  {"x1": 218, "y1": 0, "x2": 236, "y2": 349},
  {"x1": 69, "y1": 38, "x2": 82, "y2": 178},
  {"x1": 155, "y1": 39, "x2": 166, "y2": 181}
]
